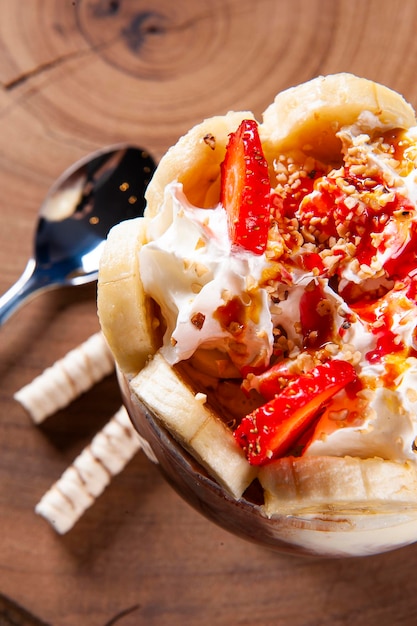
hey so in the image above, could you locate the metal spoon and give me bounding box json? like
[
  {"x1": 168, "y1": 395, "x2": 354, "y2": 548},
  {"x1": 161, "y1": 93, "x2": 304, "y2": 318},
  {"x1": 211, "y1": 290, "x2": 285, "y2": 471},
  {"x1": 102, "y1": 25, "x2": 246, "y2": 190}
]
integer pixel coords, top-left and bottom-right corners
[{"x1": 0, "y1": 144, "x2": 156, "y2": 325}]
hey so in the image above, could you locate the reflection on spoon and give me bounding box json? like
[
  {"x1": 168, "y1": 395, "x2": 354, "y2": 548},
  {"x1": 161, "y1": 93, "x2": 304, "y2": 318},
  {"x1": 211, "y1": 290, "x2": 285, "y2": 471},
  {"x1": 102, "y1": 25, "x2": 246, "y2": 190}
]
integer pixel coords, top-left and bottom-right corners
[{"x1": 0, "y1": 144, "x2": 156, "y2": 325}]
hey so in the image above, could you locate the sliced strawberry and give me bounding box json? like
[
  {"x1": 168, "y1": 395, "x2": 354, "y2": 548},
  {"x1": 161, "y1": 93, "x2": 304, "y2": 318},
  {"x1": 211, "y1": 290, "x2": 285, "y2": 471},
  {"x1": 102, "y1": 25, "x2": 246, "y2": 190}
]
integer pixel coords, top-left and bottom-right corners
[
  {"x1": 299, "y1": 279, "x2": 335, "y2": 349},
  {"x1": 242, "y1": 361, "x2": 298, "y2": 400},
  {"x1": 220, "y1": 119, "x2": 270, "y2": 255},
  {"x1": 234, "y1": 360, "x2": 357, "y2": 465}
]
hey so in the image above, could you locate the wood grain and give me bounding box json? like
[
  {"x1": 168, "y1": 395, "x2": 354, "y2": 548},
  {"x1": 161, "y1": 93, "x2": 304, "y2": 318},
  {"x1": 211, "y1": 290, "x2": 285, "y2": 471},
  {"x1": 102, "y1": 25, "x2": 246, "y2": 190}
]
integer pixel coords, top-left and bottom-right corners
[{"x1": 2, "y1": 1, "x2": 417, "y2": 624}]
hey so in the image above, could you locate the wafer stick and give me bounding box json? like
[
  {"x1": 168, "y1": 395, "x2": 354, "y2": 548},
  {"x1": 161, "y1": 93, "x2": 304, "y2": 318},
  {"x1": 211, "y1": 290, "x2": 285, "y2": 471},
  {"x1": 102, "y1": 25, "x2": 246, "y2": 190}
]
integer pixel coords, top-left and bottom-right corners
[
  {"x1": 14, "y1": 332, "x2": 114, "y2": 423},
  {"x1": 35, "y1": 406, "x2": 145, "y2": 534}
]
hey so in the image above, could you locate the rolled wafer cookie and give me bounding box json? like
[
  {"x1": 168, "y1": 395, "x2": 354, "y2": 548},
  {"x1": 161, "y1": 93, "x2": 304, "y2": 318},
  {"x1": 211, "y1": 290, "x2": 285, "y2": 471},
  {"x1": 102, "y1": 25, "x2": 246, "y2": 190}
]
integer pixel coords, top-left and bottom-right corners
[
  {"x1": 35, "y1": 406, "x2": 150, "y2": 534},
  {"x1": 14, "y1": 332, "x2": 114, "y2": 423}
]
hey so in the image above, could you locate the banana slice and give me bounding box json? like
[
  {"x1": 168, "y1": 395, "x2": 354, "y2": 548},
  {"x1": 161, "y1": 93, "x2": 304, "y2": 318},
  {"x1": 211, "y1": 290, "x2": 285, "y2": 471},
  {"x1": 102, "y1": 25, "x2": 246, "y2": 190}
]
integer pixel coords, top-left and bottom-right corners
[
  {"x1": 130, "y1": 352, "x2": 257, "y2": 499},
  {"x1": 261, "y1": 73, "x2": 416, "y2": 164},
  {"x1": 259, "y1": 456, "x2": 417, "y2": 516},
  {"x1": 144, "y1": 111, "x2": 255, "y2": 216},
  {"x1": 97, "y1": 217, "x2": 157, "y2": 377}
]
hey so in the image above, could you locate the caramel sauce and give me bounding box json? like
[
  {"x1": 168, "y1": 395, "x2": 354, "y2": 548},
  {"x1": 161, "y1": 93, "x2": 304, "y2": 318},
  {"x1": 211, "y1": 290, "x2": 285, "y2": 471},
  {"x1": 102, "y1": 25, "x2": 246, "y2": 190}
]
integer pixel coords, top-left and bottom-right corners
[
  {"x1": 213, "y1": 296, "x2": 246, "y2": 335},
  {"x1": 213, "y1": 290, "x2": 263, "y2": 334}
]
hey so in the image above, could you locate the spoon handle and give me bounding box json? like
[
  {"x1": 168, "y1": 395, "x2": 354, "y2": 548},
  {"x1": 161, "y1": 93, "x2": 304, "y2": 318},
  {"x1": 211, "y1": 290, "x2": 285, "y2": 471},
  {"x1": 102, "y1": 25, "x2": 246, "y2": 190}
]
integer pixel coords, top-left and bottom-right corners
[{"x1": 0, "y1": 259, "x2": 49, "y2": 325}]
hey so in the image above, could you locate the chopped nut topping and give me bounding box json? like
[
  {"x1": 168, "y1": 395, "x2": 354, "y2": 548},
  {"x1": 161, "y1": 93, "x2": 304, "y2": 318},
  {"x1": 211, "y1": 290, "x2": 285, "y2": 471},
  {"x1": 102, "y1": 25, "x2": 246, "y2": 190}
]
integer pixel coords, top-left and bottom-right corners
[
  {"x1": 203, "y1": 133, "x2": 216, "y2": 150},
  {"x1": 190, "y1": 312, "x2": 205, "y2": 330}
]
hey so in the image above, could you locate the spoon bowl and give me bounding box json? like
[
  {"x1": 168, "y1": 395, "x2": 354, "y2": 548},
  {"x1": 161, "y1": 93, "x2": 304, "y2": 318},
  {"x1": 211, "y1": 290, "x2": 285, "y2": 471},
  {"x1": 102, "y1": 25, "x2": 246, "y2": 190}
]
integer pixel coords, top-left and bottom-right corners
[{"x1": 0, "y1": 145, "x2": 156, "y2": 324}]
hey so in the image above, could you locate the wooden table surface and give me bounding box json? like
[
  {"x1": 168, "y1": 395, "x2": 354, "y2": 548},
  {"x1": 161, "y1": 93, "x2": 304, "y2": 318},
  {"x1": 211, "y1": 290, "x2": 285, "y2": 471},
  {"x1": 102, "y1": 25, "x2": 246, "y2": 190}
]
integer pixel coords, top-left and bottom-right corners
[{"x1": 2, "y1": 1, "x2": 417, "y2": 624}]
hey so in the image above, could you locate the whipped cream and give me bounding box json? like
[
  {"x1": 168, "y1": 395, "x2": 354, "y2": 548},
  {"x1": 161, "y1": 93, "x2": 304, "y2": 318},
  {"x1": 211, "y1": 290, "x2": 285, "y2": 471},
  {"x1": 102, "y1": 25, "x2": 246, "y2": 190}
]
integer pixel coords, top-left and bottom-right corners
[
  {"x1": 306, "y1": 359, "x2": 417, "y2": 460},
  {"x1": 139, "y1": 125, "x2": 417, "y2": 464},
  {"x1": 140, "y1": 183, "x2": 273, "y2": 372}
]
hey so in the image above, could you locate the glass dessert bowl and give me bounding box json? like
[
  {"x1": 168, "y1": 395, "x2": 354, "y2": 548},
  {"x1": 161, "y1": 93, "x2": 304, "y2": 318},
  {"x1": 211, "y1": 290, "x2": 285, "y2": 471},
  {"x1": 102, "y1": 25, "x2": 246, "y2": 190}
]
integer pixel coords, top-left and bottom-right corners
[
  {"x1": 118, "y1": 370, "x2": 417, "y2": 557},
  {"x1": 99, "y1": 74, "x2": 417, "y2": 557}
]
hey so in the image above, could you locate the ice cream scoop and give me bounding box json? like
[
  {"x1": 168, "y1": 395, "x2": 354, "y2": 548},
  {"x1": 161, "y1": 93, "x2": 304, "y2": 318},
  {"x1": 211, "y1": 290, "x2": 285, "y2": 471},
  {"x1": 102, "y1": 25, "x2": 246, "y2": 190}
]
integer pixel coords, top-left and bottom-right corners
[{"x1": 0, "y1": 144, "x2": 156, "y2": 324}]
